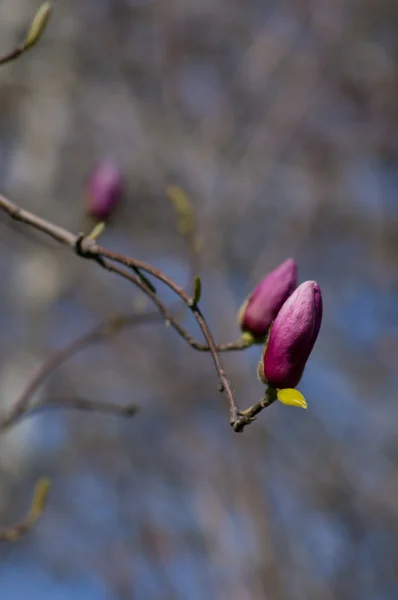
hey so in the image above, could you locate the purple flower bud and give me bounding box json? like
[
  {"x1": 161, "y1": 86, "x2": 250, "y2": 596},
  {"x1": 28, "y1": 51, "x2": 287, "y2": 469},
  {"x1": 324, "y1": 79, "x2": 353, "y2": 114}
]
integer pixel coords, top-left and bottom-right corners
[
  {"x1": 87, "y1": 162, "x2": 122, "y2": 221},
  {"x1": 258, "y1": 280, "x2": 322, "y2": 389},
  {"x1": 238, "y1": 258, "x2": 297, "y2": 340}
]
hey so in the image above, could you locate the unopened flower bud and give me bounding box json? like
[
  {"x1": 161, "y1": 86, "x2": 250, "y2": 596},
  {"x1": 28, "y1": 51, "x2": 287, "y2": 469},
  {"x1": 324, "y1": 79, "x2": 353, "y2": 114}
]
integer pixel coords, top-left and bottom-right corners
[
  {"x1": 87, "y1": 162, "x2": 122, "y2": 221},
  {"x1": 258, "y1": 280, "x2": 322, "y2": 389},
  {"x1": 238, "y1": 258, "x2": 297, "y2": 341},
  {"x1": 24, "y1": 3, "x2": 52, "y2": 51}
]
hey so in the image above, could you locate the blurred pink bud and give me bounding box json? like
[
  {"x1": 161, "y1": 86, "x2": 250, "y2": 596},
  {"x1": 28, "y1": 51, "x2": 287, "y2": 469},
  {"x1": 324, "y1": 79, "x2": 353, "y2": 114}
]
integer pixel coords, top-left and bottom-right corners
[
  {"x1": 87, "y1": 162, "x2": 122, "y2": 220},
  {"x1": 238, "y1": 258, "x2": 297, "y2": 340},
  {"x1": 258, "y1": 280, "x2": 322, "y2": 389}
]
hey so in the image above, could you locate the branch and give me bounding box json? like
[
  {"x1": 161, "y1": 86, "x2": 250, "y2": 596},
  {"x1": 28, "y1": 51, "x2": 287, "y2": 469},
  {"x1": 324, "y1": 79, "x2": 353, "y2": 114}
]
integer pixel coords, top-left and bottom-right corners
[
  {"x1": 167, "y1": 326, "x2": 252, "y2": 353},
  {"x1": 37, "y1": 397, "x2": 139, "y2": 417},
  {"x1": 0, "y1": 194, "x2": 240, "y2": 425},
  {"x1": 0, "y1": 311, "x2": 157, "y2": 430},
  {"x1": 232, "y1": 387, "x2": 278, "y2": 432},
  {"x1": 80, "y1": 243, "x2": 240, "y2": 423}
]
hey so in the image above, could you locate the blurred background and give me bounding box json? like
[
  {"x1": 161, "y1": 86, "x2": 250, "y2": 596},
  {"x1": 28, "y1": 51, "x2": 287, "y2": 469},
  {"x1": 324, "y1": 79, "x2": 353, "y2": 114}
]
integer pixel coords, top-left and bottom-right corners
[{"x1": 1, "y1": 0, "x2": 398, "y2": 598}]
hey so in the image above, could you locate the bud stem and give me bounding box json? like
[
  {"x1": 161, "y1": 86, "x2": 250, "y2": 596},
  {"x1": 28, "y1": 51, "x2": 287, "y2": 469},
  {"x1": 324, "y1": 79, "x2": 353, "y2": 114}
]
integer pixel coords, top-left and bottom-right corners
[{"x1": 231, "y1": 386, "x2": 277, "y2": 432}]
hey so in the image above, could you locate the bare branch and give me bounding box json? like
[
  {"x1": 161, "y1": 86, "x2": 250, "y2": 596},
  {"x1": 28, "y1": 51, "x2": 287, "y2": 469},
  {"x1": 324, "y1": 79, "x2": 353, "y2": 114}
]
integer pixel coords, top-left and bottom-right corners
[
  {"x1": 0, "y1": 312, "x2": 157, "y2": 430},
  {"x1": 87, "y1": 243, "x2": 240, "y2": 423},
  {"x1": 37, "y1": 397, "x2": 139, "y2": 417},
  {"x1": 0, "y1": 194, "x2": 241, "y2": 426},
  {"x1": 232, "y1": 387, "x2": 277, "y2": 432}
]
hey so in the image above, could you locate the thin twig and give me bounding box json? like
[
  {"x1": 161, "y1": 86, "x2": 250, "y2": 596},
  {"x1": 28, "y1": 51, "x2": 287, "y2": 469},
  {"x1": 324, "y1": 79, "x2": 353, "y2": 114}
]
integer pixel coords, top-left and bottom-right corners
[
  {"x1": 92, "y1": 255, "x2": 240, "y2": 422},
  {"x1": 0, "y1": 46, "x2": 26, "y2": 66},
  {"x1": 37, "y1": 397, "x2": 139, "y2": 417},
  {"x1": 0, "y1": 312, "x2": 157, "y2": 430},
  {"x1": 232, "y1": 387, "x2": 277, "y2": 432},
  {"x1": 0, "y1": 193, "x2": 248, "y2": 349},
  {"x1": 0, "y1": 195, "x2": 240, "y2": 424},
  {"x1": 93, "y1": 244, "x2": 239, "y2": 422},
  {"x1": 0, "y1": 194, "x2": 77, "y2": 246},
  {"x1": 168, "y1": 328, "x2": 252, "y2": 353},
  {"x1": 96, "y1": 261, "x2": 250, "y2": 355}
]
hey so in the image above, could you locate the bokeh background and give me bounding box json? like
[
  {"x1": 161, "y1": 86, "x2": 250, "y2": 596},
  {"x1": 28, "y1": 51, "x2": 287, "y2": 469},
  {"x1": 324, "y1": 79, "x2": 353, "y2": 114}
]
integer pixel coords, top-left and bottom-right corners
[{"x1": 1, "y1": 1, "x2": 398, "y2": 598}]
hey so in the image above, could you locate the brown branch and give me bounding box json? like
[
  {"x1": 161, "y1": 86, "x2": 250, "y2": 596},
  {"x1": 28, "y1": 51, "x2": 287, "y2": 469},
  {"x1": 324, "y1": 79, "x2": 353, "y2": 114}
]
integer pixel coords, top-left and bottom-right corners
[
  {"x1": 0, "y1": 194, "x2": 77, "y2": 246},
  {"x1": 89, "y1": 251, "x2": 240, "y2": 422},
  {"x1": 91, "y1": 260, "x2": 251, "y2": 359},
  {"x1": 0, "y1": 193, "x2": 248, "y2": 348},
  {"x1": 232, "y1": 387, "x2": 277, "y2": 432},
  {"x1": 0, "y1": 46, "x2": 26, "y2": 66},
  {"x1": 93, "y1": 245, "x2": 239, "y2": 422},
  {"x1": 0, "y1": 194, "x2": 278, "y2": 430},
  {"x1": 0, "y1": 194, "x2": 241, "y2": 426},
  {"x1": 37, "y1": 397, "x2": 139, "y2": 417},
  {"x1": 0, "y1": 311, "x2": 158, "y2": 431},
  {"x1": 167, "y1": 328, "x2": 252, "y2": 353}
]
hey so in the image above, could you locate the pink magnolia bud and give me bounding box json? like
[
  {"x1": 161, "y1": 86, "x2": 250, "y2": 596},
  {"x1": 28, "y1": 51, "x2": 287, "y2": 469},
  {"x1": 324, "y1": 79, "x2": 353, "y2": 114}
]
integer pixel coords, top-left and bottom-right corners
[
  {"x1": 258, "y1": 280, "x2": 322, "y2": 389},
  {"x1": 238, "y1": 258, "x2": 297, "y2": 340},
  {"x1": 86, "y1": 162, "x2": 122, "y2": 221}
]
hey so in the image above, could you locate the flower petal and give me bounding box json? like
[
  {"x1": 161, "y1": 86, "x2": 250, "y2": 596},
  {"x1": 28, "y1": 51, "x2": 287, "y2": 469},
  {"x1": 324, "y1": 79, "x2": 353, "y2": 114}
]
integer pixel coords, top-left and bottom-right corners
[{"x1": 277, "y1": 388, "x2": 307, "y2": 409}]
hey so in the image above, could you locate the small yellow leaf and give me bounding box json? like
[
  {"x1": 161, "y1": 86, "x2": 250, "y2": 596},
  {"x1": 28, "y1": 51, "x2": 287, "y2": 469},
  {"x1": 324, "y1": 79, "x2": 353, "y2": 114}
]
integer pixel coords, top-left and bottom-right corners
[{"x1": 277, "y1": 388, "x2": 307, "y2": 409}]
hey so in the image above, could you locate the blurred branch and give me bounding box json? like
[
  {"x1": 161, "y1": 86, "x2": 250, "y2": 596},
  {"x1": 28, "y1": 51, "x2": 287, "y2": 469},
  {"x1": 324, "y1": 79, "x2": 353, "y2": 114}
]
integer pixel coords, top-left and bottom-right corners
[
  {"x1": 0, "y1": 193, "x2": 254, "y2": 428},
  {"x1": 0, "y1": 478, "x2": 50, "y2": 542},
  {"x1": 0, "y1": 3, "x2": 53, "y2": 66},
  {"x1": 0, "y1": 312, "x2": 157, "y2": 431},
  {"x1": 85, "y1": 245, "x2": 240, "y2": 422},
  {"x1": 37, "y1": 397, "x2": 139, "y2": 417}
]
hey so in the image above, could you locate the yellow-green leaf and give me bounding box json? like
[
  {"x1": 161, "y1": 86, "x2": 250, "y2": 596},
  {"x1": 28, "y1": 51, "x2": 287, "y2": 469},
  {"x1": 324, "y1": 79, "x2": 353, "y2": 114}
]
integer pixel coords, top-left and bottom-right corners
[
  {"x1": 190, "y1": 275, "x2": 202, "y2": 306},
  {"x1": 29, "y1": 477, "x2": 51, "y2": 519},
  {"x1": 277, "y1": 388, "x2": 307, "y2": 409},
  {"x1": 24, "y1": 3, "x2": 52, "y2": 50},
  {"x1": 86, "y1": 221, "x2": 105, "y2": 241}
]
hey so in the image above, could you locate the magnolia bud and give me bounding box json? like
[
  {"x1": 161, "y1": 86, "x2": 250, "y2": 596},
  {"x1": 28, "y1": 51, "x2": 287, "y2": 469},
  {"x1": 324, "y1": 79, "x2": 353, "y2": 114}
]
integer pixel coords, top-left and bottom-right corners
[
  {"x1": 238, "y1": 258, "x2": 297, "y2": 341},
  {"x1": 258, "y1": 280, "x2": 322, "y2": 389},
  {"x1": 87, "y1": 162, "x2": 122, "y2": 221}
]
